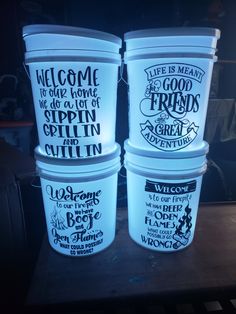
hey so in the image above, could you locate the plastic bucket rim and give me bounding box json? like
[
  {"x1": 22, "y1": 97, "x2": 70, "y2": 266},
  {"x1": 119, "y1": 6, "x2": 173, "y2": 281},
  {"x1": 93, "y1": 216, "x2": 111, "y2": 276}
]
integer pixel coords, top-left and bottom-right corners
[
  {"x1": 23, "y1": 24, "x2": 122, "y2": 47},
  {"x1": 24, "y1": 48, "x2": 122, "y2": 56},
  {"x1": 126, "y1": 44, "x2": 218, "y2": 51},
  {"x1": 25, "y1": 55, "x2": 121, "y2": 65},
  {"x1": 124, "y1": 140, "x2": 209, "y2": 159},
  {"x1": 125, "y1": 159, "x2": 207, "y2": 180},
  {"x1": 124, "y1": 45, "x2": 218, "y2": 56},
  {"x1": 37, "y1": 161, "x2": 121, "y2": 182},
  {"x1": 25, "y1": 56, "x2": 121, "y2": 65},
  {"x1": 124, "y1": 27, "x2": 221, "y2": 41},
  {"x1": 124, "y1": 52, "x2": 217, "y2": 62},
  {"x1": 24, "y1": 47, "x2": 121, "y2": 65},
  {"x1": 34, "y1": 143, "x2": 120, "y2": 166}
]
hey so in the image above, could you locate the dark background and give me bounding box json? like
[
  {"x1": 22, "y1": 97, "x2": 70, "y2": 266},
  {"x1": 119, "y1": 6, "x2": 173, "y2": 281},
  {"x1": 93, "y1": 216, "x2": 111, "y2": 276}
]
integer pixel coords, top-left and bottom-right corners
[{"x1": 1, "y1": 0, "x2": 236, "y2": 310}]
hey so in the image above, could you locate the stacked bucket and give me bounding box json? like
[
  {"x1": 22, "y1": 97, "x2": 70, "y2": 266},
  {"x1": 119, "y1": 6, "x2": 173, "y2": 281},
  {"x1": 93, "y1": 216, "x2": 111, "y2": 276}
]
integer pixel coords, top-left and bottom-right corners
[
  {"x1": 23, "y1": 25, "x2": 221, "y2": 256},
  {"x1": 23, "y1": 25, "x2": 122, "y2": 256},
  {"x1": 124, "y1": 28, "x2": 221, "y2": 252}
]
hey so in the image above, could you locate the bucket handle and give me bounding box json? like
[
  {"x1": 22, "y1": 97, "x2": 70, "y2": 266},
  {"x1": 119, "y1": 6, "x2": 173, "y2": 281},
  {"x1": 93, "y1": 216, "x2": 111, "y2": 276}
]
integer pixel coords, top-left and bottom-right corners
[
  {"x1": 23, "y1": 62, "x2": 31, "y2": 80},
  {"x1": 118, "y1": 162, "x2": 127, "y2": 178},
  {"x1": 207, "y1": 158, "x2": 232, "y2": 200},
  {"x1": 118, "y1": 59, "x2": 128, "y2": 85},
  {"x1": 30, "y1": 172, "x2": 41, "y2": 188}
]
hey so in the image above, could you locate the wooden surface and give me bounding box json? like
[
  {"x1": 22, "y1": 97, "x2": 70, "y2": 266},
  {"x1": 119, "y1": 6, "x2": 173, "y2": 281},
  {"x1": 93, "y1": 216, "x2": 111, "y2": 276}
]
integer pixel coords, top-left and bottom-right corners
[
  {"x1": 26, "y1": 203, "x2": 236, "y2": 308},
  {"x1": 0, "y1": 120, "x2": 34, "y2": 128}
]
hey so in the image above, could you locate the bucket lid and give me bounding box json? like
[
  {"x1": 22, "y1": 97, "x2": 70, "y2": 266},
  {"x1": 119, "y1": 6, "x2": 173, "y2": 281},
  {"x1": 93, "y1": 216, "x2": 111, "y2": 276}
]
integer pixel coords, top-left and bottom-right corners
[
  {"x1": 23, "y1": 24, "x2": 122, "y2": 47},
  {"x1": 124, "y1": 139, "x2": 209, "y2": 159},
  {"x1": 124, "y1": 140, "x2": 208, "y2": 178},
  {"x1": 124, "y1": 27, "x2": 220, "y2": 41},
  {"x1": 35, "y1": 143, "x2": 120, "y2": 166},
  {"x1": 35, "y1": 144, "x2": 120, "y2": 181},
  {"x1": 124, "y1": 27, "x2": 220, "y2": 60},
  {"x1": 24, "y1": 49, "x2": 121, "y2": 65}
]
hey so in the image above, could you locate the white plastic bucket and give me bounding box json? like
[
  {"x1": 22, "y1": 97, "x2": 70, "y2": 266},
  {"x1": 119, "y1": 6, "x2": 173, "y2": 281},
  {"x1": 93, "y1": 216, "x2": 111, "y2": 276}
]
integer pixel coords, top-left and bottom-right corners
[
  {"x1": 124, "y1": 27, "x2": 220, "y2": 152},
  {"x1": 23, "y1": 24, "x2": 122, "y2": 158},
  {"x1": 124, "y1": 139, "x2": 208, "y2": 252},
  {"x1": 35, "y1": 143, "x2": 120, "y2": 256}
]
